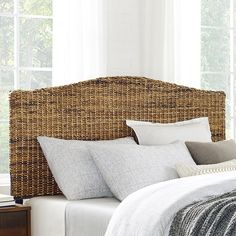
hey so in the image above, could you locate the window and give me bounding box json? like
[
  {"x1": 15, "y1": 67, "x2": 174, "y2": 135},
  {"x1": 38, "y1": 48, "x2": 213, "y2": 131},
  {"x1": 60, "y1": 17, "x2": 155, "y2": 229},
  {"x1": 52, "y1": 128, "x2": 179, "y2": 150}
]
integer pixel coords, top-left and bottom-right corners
[
  {"x1": 201, "y1": 0, "x2": 234, "y2": 138},
  {"x1": 0, "y1": 0, "x2": 52, "y2": 174}
]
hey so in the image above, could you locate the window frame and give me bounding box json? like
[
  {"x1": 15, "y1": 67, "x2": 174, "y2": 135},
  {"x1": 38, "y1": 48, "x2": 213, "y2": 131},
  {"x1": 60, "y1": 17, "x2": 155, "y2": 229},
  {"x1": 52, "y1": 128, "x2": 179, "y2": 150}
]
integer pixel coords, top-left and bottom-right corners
[
  {"x1": 0, "y1": 0, "x2": 53, "y2": 90},
  {"x1": 0, "y1": 0, "x2": 52, "y2": 175}
]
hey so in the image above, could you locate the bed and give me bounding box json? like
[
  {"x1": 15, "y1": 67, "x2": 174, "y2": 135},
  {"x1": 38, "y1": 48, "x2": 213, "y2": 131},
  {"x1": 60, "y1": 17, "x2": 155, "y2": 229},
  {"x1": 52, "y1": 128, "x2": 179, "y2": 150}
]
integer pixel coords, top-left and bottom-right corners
[{"x1": 9, "y1": 76, "x2": 227, "y2": 236}]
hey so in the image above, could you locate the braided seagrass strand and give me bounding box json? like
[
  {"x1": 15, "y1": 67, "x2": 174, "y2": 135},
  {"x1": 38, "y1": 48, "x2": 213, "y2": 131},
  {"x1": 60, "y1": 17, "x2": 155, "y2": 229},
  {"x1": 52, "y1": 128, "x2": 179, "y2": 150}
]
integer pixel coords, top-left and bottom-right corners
[{"x1": 9, "y1": 76, "x2": 225, "y2": 198}]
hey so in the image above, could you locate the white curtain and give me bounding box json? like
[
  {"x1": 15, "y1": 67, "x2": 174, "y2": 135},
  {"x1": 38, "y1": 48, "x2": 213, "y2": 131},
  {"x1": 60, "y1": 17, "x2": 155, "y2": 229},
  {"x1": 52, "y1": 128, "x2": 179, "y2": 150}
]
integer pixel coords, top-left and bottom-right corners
[
  {"x1": 140, "y1": 0, "x2": 201, "y2": 87},
  {"x1": 173, "y1": 0, "x2": 201, "y2": 88},
  {"x1": 53, "y1": 0, "x2": 201, "y2": 88},
  {"x1": 53, "y1": 0, "x2": 107, "y2": 85}
]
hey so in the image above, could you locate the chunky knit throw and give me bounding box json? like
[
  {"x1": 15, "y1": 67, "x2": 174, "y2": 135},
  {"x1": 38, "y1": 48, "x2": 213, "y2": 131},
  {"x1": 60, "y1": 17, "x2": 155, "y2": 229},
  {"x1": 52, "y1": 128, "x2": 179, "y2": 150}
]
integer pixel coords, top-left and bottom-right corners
[{"x1": 169, "y1": 190, "x2": 236, "y2": 236}]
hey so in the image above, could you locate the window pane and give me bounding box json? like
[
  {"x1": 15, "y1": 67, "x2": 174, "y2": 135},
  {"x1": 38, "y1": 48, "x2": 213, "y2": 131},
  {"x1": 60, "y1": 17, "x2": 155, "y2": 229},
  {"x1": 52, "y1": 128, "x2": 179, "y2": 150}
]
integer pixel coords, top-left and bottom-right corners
[
  {"x1": 19, "y1": 18, "x2": 52, "y2": 67},
  {"x1": 201, "y1": 28, "x2": 230, "y2": 72},
  {"x1": 0, "y1": 122, "x2": 9, "y2": 173},
  {"x1": 201, "y1": 73, "x2": 231, "y2": 137},
  {"x1": 0, "y1": 0, "x2": 13, "y2": 13},
  {"x1": 201, "y1": 73, "x2": 230, "y2": 93},
  {"x1": 0, "y1": 16, "x2": 14, "y2": 66},
  {"x1": 0, "y1": 90, "x2": 10, "y2": 120},
  {"x1": 201, "y1": 0, "x2": 230, "y2": 27},
  {"x1": 0, "y1": 70, "x2": 14, "y2": 90},
  {"x1": 19, "y1": 0, "x2": 52, "y2": 16},
  {"x1": 20, "y1": 70, "x2": 52, "y2": 89}
]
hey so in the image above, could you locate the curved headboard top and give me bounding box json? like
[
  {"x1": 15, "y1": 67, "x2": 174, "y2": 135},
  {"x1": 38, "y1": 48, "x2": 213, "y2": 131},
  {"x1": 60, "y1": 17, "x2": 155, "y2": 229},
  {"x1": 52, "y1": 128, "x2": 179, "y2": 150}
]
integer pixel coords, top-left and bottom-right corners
[{"x1": 10, "y1": 76, "x2": 225, "y2": 198}]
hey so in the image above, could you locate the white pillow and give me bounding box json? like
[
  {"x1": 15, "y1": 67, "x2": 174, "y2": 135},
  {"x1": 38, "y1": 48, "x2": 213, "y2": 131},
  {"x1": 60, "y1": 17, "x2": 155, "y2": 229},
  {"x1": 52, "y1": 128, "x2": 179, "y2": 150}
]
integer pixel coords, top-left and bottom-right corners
[
  {"x1": 126, "y1": 117, "x2": 212, "y2": 145},
  {"x1": 89, "y1": 141, "x2": 195, "y2": 200},
  {"x1": 37, "y1": 136, "x2": 136, "y2": 200},
  {"x1": 176, "y1": 159, "x2": 236, "y2": 178}
]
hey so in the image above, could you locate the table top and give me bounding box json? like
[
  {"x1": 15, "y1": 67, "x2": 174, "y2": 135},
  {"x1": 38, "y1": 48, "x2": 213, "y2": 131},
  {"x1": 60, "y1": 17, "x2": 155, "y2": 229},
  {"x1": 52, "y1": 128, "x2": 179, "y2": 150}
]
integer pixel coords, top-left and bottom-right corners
[{"x1": 0, "y1": 204, "x2": 31, "y2": 213}]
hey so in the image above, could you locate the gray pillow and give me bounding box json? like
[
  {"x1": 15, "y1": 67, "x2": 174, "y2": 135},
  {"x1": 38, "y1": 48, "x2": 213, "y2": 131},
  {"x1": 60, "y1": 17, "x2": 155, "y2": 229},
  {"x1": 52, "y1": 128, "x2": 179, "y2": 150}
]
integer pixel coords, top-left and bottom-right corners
[
  {"x1": 37, "y1": 136, "x2": 136, "y2": 200},
  {"x1": 185, "y1": 139, "x2": 236, "y2": 164},
  {"x1": 89, "y1": 141, "x2": 195, "y2": 200}
]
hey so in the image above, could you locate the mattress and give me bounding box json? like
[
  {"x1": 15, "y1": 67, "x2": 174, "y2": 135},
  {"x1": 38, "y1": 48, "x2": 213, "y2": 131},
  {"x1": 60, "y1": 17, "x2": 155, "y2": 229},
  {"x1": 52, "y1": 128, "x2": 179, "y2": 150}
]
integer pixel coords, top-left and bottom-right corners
[{"x1": 26, "y1": 195, "x2": 120, "y2": 236}]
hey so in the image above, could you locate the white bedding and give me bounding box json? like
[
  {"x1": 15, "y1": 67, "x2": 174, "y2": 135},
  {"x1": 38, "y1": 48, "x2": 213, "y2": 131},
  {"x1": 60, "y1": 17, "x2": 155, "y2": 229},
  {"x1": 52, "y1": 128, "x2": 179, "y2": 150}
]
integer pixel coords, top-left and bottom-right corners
[
  {"x1": 26, "y1": 196, "x2": 119, "y2": 236},
  {"x1": 105, "y1": 171, "x2": 236, "y2": 236}
]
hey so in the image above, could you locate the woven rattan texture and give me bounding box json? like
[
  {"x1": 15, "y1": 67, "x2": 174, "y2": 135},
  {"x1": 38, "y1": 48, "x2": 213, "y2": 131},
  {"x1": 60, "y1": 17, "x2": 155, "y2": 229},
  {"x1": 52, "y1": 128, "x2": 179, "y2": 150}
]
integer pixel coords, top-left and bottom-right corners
[{"x1": 9, "y1": 77, "x2": 225, "y2": 198}]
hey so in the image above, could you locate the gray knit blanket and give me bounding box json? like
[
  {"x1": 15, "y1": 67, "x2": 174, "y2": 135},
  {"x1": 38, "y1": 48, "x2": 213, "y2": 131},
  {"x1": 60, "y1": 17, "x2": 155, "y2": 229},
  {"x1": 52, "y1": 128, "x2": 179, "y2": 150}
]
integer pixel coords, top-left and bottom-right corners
[{"x1": 169, "y1": 190, "x2": 236, "y2": 236}]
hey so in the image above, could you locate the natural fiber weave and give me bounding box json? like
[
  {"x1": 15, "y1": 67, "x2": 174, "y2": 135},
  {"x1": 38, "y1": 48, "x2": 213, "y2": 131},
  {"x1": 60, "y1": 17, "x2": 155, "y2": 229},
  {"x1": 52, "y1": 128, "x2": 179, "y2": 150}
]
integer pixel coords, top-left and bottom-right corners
[{"x1": 9, "y1": 76, "x2": 225, "y2": 198}]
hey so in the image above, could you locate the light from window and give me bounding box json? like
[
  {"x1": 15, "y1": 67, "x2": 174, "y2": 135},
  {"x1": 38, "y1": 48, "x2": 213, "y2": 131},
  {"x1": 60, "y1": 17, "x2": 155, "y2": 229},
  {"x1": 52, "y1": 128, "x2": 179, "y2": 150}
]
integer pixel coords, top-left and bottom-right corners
[
  {"x1": 201, "y1": 0, "x2": 233, "y2": 138},
  {"x1": 0, "y1": 0, "x2": 52, "y2": 173}
]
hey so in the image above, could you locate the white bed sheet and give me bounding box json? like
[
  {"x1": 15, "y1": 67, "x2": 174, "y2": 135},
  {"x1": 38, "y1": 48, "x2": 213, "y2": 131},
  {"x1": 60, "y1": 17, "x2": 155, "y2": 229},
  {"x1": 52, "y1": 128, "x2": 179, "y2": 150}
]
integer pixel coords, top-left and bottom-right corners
[
  {"x1": 26, "y1": 195, "x2": 119, "y2": 236},
  {"x1": 66, "y1": 198, "x2": 120, "y2": 236}
]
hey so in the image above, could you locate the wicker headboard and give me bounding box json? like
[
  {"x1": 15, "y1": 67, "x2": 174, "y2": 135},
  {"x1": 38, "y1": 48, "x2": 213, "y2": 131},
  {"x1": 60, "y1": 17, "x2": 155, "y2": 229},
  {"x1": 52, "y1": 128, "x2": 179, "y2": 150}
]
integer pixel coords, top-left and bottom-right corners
[{"x1": 10, "y1": 76, "x2": 225, "y2": 198}]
